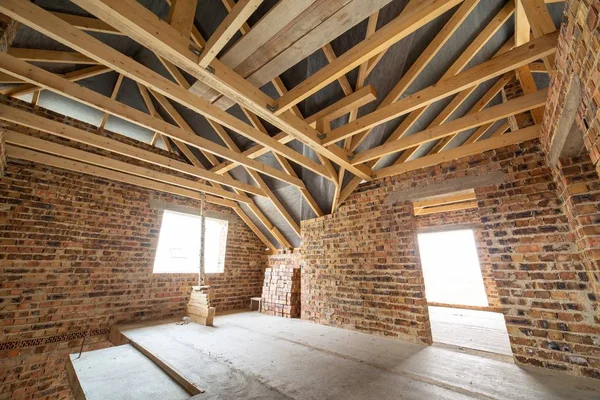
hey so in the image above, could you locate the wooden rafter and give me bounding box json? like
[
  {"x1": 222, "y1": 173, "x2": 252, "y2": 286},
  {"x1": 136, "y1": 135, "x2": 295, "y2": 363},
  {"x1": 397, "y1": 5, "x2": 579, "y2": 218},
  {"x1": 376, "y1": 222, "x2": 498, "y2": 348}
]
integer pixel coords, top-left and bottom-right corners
[
  {"x1": 324, "y1": 32, "x2": 558, "y2": 145},
  {"x1": 167, "y1": 0, "x2": 198, "y2": 38},
  {"x1": 415, "y1": 201, "x2": 478, "y2": 216},
  {"x1": 2, "y1": 65, "x2": 111, "y2": 97},
  {"x1": 57, "y1": 0, "x2": 376, "y2": 180},
  {"x1": 198, "y1": 0, "x2": 264, "y2": 68},
  {"x1": 273, "y1": 0, "x2": 463, "y2": 114},
  {"x1": 99, "y1": 73, "x2": 124, "y2": 129},
  {"x1": 0, "y1": 103, "x2": 266, "y2": 198},
  {"x1": 1, "y1": 0, "x2": 343, "y2": 181},
  {"x1": 350, "y1": 89, "x2": 548, "y2": 165},
  {"x1": 0, "y1": 50, "x2": 306, "y2": 188},
  {"x1": 7, "y1": 145, "x2": 236, "y2": 209},
  {"x1": 374, "y1": 125, "x2": 540, "y2": 180},
  {"x1": 7, "y1": 48, "x2": 99, "y2": 64},
  {"x1": 7, "y1": 131, "x2": 253, "y2": 203}
]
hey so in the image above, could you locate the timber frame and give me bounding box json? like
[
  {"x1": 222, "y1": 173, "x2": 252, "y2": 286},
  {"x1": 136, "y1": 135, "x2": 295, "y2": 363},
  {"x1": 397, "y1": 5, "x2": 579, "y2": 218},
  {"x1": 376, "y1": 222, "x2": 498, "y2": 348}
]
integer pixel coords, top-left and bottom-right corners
[{"x1": 0, "y1": 0, "x2": 561, "y2": 250}]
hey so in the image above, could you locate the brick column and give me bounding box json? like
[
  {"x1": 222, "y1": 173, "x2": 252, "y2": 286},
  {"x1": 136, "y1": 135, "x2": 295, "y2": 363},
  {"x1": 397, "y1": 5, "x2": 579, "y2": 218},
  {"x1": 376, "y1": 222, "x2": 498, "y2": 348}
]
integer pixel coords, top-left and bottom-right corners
[{"x1": 554, "y1": 154, "x2": 600, "y2": 293}]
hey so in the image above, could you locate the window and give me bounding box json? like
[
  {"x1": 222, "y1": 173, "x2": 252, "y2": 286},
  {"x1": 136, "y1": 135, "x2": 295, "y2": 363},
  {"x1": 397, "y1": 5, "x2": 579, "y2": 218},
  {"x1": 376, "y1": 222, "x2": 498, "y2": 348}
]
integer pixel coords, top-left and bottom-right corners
[
  {"x1": 203, "y1": 217, "x2": 228, "y2": 273},
  {"x1": 153, "y1": 210, "x2": 228, "y2": 274},
  {"x1": 417, "y1": 229, "x2": 488, "y2": 307}
]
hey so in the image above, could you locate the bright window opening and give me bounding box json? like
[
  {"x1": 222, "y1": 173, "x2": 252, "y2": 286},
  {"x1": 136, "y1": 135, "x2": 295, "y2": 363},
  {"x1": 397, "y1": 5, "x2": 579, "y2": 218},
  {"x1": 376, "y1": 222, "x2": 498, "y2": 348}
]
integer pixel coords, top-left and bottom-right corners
[
  {"x1": 203, "y1": 217, "x2": 228, "y2": 274},
  {"x1": 153, "y1": 210, "x2": 228, "y2": 274},
  {"x1": 417, "y1": 229, "x2": 488, "y2": 307}
]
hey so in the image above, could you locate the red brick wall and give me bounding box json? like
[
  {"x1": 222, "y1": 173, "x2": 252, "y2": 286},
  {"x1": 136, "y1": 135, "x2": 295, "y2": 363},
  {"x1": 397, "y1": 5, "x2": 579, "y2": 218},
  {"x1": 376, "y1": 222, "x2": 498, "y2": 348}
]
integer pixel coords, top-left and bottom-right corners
[
  {"x1": 302, "y1": 190, "x2": 431, "y2": 344},
  {"x1": 261, "y1": 252, "x2": 301, "y2": 318},
  {"x1": 0, "y1": 127, "x2": 6, "y2": 176},
  {"x1": 554, "y1": 154, "x2": 600, "y2": 292},
  {"x1": 0, "y1": 99, "x2": 267, "y2": 399},
  {"x1": 415, "y1": 208, "x2": 500, "y2": 308},
  {"x1": 302, "y1": 139, "x2": 600, "y2": 378},
  {"x1": 544, "y1": 0, "x2": 599, "y2": 171},
  {"x1": 544, "y1": 0, "x2": 600, "y2": 293}
]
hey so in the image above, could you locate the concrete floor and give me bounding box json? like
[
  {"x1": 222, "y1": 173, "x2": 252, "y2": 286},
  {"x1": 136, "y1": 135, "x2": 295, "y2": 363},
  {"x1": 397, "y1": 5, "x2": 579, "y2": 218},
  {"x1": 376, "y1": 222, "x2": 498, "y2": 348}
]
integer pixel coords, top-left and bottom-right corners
[
  {"x1": 70, "y1": 344, "x2": 189, "y2": 400},
  {"x1": 429, "y1": 306, "x2": 513, "y2": 356},
  {"x1": 106, "y1": 312, "x2": 600, "y2": 400}
]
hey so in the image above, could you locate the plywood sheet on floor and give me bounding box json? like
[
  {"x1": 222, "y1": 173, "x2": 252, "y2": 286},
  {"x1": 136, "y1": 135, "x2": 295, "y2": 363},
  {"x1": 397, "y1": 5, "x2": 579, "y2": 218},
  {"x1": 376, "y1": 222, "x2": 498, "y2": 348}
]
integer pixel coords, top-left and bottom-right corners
[
  {"x1": 429, "y1": 306, "x2": 513, "y2": 356},
  {"x1": 69, "y1": 344, "x2": 189, "y2": 400},
  {"x1": 117, "y1": 312, "x2": 600, "y2": 400}
]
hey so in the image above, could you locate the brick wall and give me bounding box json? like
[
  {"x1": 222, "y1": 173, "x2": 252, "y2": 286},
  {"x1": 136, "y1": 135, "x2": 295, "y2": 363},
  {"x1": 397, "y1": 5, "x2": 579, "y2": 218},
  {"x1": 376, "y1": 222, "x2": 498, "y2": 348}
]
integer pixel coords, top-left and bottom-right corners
[
  {"x1": 543, "y1": 0, "x2": 600, "y2": 293},
  {"x1": 302, "y1": 188, "x2": 431, "y2": 344},
  {"x1": 261, "y1": 252, "x2": 301, "y2": 318},
  {"x1": 544, "y1": 0, "x2": 599, "y2": 174},
  {"x1": 0, "y1": 98, "x2": 267, "y2": 399},
  {"x1": 302, "y1": 139, "x2": 600, "y2": 378},
  {"x1": 415, "y1": 208, "x2": 500, "y2": 308},
  {"x1": 0, "y1": 127, "x2": 6, "y2": 176},
  {"x1": 554, "y1": 154, "x2": 600, "y2": 292}
]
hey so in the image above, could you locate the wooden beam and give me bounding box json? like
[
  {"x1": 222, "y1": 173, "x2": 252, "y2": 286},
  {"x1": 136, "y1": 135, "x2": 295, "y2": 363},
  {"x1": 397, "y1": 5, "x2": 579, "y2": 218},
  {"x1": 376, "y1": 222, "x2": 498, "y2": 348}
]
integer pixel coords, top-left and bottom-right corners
[
  {"x1": 522, "y1": 0, "x2": 557, "y2": 72},
  {"x1": 7, "y1": 144, "x2": 236, "y2": 208},
  {"x1": 415, "y1": 201, "x2": 478, "y2": 215},
  {"x1": 2, "y1": 65, "x2": 111, "y2": 97},
  {"x1": 321, "y1": 44, "x2": 353, "y2": 96},
  {"x1": 99, "y1": 73, "x2": 124, "y2": 129},
  {"x1": 53, "y1": 0, "x2": 369, "y2": 180},
  {"x1": 221, "y1": 0, "x2": 395, "y2": 99},
  {"x1": 351, "y1": 89, "x2": 547, "y2": 164},
  {"x1": 350, "y1": 0, "x2": 511, "y2": 151},
  {"x1": 210, "y1": 85, "x2": 377, "y2": 174},
  {"x1": 0, "y1": 71, "x2": 22, "y2": 83},
  {"x1": 219, "y1": 0, "x2": 315, "y2": 70},
  {"x1": 324, "y1": 32, "x2": 558, "y2": 144},
  {"x1": 198, "y1": 0, "x2": 264, "y2": 68},
  {"x1": 2, "y1": 0, "x2": 336, "y2": 181},
  {"x1": 0, "y1": 51, "x2": 305, "y2": 188},
  {"x1": 6, "y1": 131, "x2": 252, "y2": 203},
  {"x1": 231, "y1": 205, "x2": 277, "y2": 252},
  {"x1": 373, "y1": 125, "x2": 540, "y2": 180},
  {"x1": 154, "y1": 45, "x2": 289, "y2": 250},
  {"x1": 427, "y1": 71, "x2": 515, "y2": 154},
  {"x1": 413, "y1": 192, "x2": 476, "y2": 209},
  {"x1": 0, "y1": 104, "x2": 265, "y2": 196},
  {"x1": 50, "y1": 11, "x2": 123, "y2": 35},
  {"x1": 135, "y1": 82, "x2": 170, "y2": 150},
  {"x1": 242, "y1": 107, "x2": 324, "y2": 219},
  {"x1": 7, "y1": 48, "x2": 99, "y2": 64},
  {"x1": 273, "y1": 0, "x2": 463, "y2": 114},
  {"x1": 167, "y1": 0, "x2": 197, "y2": 38}
]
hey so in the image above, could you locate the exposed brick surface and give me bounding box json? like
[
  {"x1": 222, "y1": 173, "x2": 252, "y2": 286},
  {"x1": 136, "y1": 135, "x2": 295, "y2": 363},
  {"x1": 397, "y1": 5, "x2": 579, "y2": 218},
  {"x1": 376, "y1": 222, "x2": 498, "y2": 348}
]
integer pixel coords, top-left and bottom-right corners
[
  {"x1": 302, "y1": 189, "x2": 431, "y2": 344},
  {"x1": 261, "y1": 252, "x2": 301, "y2": 318},
  {"x1": 302, "y1": 139, "x2": 600, "y2": 378},
  {"x1": 0, "y1": 98, "x2": 267, "y2": 399},
  {"x1": 554, "y1": 154, "x2": 600, "y2": 292},
  {"x1": 0, "y1": 127, "x2": 6, "y2": 176},
  {"x1": 544, "y1": 0, "x2": 600, "y2": 174},
  {"x1": 415, "y1": 208, "x2": 500, "y2": 308}
]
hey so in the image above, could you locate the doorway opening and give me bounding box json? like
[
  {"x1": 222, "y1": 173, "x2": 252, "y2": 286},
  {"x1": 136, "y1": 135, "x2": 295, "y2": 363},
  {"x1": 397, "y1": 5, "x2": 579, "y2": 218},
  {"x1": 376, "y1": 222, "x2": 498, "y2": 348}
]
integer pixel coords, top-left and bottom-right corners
[{"x1": 417, "y1": 228, "x2": 512, "y2": 357}]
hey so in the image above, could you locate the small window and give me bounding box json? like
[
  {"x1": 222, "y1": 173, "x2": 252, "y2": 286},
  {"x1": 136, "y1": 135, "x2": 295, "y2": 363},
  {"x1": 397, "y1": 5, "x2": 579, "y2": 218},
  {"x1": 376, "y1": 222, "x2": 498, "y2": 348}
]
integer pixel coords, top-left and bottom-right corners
[{"x1": 153, "y1": 210, "x2": 228, "y2": 274}]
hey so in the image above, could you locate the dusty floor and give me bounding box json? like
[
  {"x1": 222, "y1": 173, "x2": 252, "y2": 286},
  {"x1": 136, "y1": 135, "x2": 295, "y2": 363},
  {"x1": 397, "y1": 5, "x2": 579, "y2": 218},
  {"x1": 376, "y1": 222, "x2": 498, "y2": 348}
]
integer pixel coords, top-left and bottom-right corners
[
  {"x1": 429, "y1": 306, "x2": 513, "y2": 356},
  {"x1": 82, "y1": 311, "x2": 600, "y2": 400}
]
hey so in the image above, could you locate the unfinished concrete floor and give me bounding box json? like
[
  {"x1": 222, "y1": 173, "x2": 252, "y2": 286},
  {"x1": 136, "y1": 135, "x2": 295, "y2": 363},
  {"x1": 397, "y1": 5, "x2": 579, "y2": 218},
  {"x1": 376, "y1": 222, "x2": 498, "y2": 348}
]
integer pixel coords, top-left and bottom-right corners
[
  {"x1": 69, "y1": 344, "x2": 190, "y2": 400},
  {"x1": 429, "y1": 306, "x2": 513, "y2": 356},
  {"x1": 88, "y1": 311, "x2": 600, "y2": 400}
]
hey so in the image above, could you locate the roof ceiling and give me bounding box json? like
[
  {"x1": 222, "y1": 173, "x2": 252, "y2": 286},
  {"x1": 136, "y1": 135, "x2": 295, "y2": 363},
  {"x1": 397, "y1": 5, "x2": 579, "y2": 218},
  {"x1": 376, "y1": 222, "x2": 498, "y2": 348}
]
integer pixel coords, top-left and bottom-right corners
[{"x1": 0, "y1": 0, "x2": 565, "y2": 248}]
